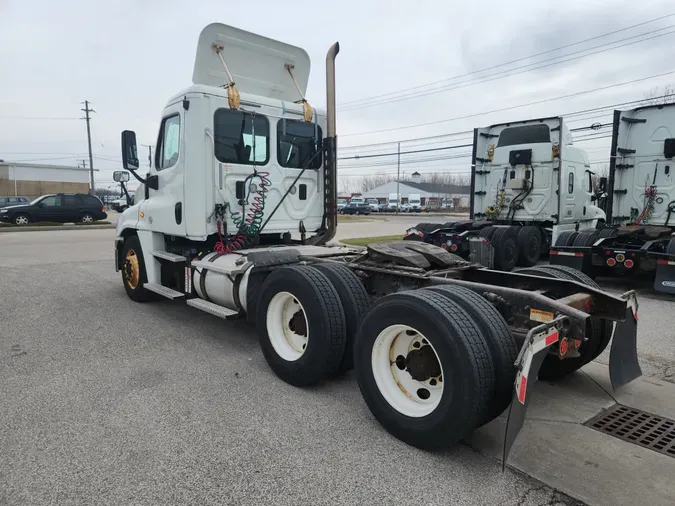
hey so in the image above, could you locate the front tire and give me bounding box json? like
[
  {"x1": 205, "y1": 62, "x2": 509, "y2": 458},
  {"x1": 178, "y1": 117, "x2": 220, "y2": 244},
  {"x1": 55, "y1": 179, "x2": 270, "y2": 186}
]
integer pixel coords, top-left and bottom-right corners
[
  {"x1": 14, "y1": 214, "x2": 30, "y2": 226},
  {"x1": 354, "y1": 290, "x2": 494, "y2": 449},
  {"x1": 81, "y1": 213, "x2": 94, "y2": 223},
  {"x1": 121, "y1": 235, "x2": 152, "y2": 302},
  {"x1": 256, "y1": 266, "x2": 347, "y2": 387}
]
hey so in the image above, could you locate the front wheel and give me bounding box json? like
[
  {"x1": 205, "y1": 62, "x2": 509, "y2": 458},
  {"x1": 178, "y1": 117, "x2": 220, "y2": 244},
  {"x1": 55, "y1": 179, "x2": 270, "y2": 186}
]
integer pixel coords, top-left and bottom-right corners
[
  {"x1": 121, "y1": 235, "x2": 152, "y2": 302},
  {"x1": 81, "y1": 213, "x2": 94, "y2": 223},
  {"x1": 13, "y1": 214, "x2": 30, "y2": 226}
]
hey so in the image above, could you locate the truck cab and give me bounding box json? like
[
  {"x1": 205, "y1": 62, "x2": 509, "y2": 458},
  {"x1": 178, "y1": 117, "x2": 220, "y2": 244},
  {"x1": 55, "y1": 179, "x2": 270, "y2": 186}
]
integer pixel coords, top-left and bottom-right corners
[
  {"x1": 117, "y1": 23, "x2": 334, "y2": 253},
  {"x1": 473, "y1": 117, "x2": 604, "y2": 232}
]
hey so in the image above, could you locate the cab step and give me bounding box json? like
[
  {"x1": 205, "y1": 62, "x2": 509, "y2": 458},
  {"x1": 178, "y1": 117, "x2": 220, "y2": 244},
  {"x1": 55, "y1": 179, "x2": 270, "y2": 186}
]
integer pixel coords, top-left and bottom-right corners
[
  {"x1": 186, "y1": 298, "x2": 239, "y2": 319},
  {"x1": 153, "y1": 250, "x2": 187, "y2": 262},
  {"x1": 144, "y1": 282, "x2": 185, "y2": 299}
]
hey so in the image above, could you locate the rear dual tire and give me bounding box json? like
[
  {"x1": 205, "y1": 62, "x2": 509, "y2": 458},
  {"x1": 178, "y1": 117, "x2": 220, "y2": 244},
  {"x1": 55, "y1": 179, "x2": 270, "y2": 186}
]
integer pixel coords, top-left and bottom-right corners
[
  {"x1": 354, "y1": 290, "x2": 495, "y2": 449},
  {"x1": 514, "y1": 265, "x2": 611, "y2": 380}
]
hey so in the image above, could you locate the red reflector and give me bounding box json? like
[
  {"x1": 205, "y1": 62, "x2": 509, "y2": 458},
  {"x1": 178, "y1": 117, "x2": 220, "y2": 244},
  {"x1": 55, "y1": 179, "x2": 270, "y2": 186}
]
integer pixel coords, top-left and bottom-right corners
[
  {"x1": 559, "y1": 338, "x2": 569, "y2": 356},
  {"x1": 545, "y1": 330, "x2": 559, "y2": 346},
  {"x1": 624, "y1": 259, "x2": 634, "y2": 268},
  {"x1": 605, "y1": 250, "x2": 611, "y2": 255},
  {"x1": 481, "y1": 239, "x2": 489, "y2": 246},
  {"x1": 575, "y1": 252, "x2": 584, "y2": 257},
  {"x1": 607, "y1": 258, "x2": 616, "y2": 266},
  {"x1": 550, "y1": 250, "x2": 558, "y2": 255},
  {"x1": 517, "y1": 376, "x2": 527, "y2": 404},
  {"x1": 657, "y1": 259, "x2": 669, "y2": 265},
  {"x1": 440, "y1": 243, "x2": 447, "y2": 249},
  {"x1": 632, "y1": 252, "x2": 636, "y2": 257}
]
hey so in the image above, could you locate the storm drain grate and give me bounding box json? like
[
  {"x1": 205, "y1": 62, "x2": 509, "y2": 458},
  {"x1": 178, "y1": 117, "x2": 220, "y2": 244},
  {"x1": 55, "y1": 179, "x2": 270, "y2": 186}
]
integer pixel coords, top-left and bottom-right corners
[{"x1": 585, "y1": 404, "x2": 675, "y2": 458}]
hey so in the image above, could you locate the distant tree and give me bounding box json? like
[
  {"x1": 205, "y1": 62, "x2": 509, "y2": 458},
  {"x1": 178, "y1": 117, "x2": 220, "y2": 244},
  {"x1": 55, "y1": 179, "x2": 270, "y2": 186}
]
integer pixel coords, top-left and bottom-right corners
[{"x1": 643, "y1": 84, "x2": 675, "y2": 106}]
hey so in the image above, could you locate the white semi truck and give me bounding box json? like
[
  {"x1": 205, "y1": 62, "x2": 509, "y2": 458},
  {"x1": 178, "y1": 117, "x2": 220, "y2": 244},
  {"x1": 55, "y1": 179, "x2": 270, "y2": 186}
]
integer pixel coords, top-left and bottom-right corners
[
  {"x1": 405, "y1": 118, "x2": 604, "y2": 271},
  {"x1": 550, "y1": 103, "x2": 675, "y2": 294},
  {"x1": 113, "y1": 23, "x2": 641, "y2": 462}
]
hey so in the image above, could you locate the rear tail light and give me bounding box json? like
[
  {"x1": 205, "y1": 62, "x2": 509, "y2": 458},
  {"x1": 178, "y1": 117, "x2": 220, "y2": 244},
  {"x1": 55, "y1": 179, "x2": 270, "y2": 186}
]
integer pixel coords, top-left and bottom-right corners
[
  {"x1": 101, "y1": 206, "x2": 105, "y2": 212},
  {"x1": 450, "y1": 244, "x2": 458, "y2": 251},
  {"x1": 616, "y1": 253, "x2": 625, "y2": 263},
  {"x1": 624, "y1": 259, "x2": 634, "y2": 269},
  {"x1": 607, "y1": 257, "x2": 617, "y2": 266}
]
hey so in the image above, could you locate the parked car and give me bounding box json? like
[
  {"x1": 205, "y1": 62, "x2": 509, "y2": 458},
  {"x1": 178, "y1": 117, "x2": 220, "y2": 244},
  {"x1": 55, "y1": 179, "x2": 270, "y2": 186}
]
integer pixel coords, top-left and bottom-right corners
[
  {"x1": 340, "y1": 203, "x2": 372, "y2": 215},
  {"x1": 0, "y1": 193, "x2": 107, "y2": 226},
  {"x1": 337, "y1": 198, "x2": 348, "y2": 211},
  {"x1": 365, "y1": 198, "x2": 379, "y2": 212},
  {"x1": 111, "y1": 196, "x2": 131, "y2": 213},
  {"x1": 377, "y1": 203, "x2": 389, "y2": 212},
  {"x1": 399, "y1": 203, "x2": 411, "y2": 212},
  {"x1": 0, "y1": 196, "x2": 29, "y2": 208}
]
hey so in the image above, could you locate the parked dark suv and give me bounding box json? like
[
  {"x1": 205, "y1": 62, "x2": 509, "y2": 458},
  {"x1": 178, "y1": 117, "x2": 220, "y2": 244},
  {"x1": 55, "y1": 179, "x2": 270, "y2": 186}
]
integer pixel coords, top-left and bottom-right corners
[
  {"x1": 340, "y1": 203, "x2": 372, "y2": 215},
  {"x1": 0, "y1": 193, "x2": 107, "y2": 226},
  {"x1": 0, "y1": 196, "x2": 29, "y2": 208}
]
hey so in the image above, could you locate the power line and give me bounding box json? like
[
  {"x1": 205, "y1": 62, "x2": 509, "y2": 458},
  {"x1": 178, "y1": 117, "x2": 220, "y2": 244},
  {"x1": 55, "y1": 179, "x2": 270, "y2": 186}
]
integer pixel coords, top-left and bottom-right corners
[
  {"x1": 0, "y1": 116, "x2": 80, "y2": 120},
  {"x1": 338, "y1": 143, "x2": 473, "y2": 161},
  {"x1": 338, "y1": 13, "x2": 675, "y2": 109},
  {"x1": 342, "y1": 70, "x2": 675, "y2": 137},
  {"x1": 340, "y1": 27, "x2": 675, "y2": 112}
]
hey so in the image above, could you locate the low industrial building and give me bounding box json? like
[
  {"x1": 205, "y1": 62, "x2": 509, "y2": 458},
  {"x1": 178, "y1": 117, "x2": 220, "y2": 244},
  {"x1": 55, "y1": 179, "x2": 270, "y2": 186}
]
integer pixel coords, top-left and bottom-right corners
[
  {"x1": 0, "y1": 162, "x2": 94, "y2": 200},
  {"x1": 360, "y1": 173, "x2": 470, "y2": 208}
]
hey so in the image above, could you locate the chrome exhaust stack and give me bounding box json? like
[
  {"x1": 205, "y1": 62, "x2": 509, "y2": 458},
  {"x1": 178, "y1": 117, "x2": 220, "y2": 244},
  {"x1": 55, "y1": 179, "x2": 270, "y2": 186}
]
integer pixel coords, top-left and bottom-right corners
[{"x1": 314, "y1": 42, "x2": 340, "y2": 245}]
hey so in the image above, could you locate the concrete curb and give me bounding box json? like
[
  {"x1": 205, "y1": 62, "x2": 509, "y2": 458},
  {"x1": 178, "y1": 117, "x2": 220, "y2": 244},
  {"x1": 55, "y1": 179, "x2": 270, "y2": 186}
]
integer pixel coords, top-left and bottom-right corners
[{"x1": 0, "y1": 224, "x2": 116, "y2": 233}]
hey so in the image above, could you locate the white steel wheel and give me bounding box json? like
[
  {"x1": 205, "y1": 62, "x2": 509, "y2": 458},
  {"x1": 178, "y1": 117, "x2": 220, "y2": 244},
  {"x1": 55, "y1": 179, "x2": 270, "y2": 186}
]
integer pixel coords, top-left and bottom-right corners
[
  {"x1": 266, "y1": 291, "x2": 309, "y2": 362},
  {"x1": 371, "y1": 324, "x2": 444, "y2": 418}
]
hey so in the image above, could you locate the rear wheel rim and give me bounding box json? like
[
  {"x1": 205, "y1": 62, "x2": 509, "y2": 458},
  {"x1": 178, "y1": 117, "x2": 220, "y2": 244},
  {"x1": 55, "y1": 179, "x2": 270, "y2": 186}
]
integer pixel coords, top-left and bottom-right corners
[
  {"x1": 82, "y1": 215, "x2": 93, "y2": 223},
  {"x1": 267, "y1": 291, "x2": 309, "y2": 362},
  {"x1": 371, "y1": 324, "x2": 444, "y2": 417}
]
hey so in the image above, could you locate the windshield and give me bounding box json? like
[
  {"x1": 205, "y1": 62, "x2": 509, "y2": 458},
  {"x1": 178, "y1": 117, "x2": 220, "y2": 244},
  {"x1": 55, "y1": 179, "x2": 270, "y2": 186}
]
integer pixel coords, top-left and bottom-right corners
[
  {"x1": 497, "y1": 124, "x2": 551, "y2": 147},
  {"x1": 410, "y1": 199, "x2": 420, "y2": 204}
]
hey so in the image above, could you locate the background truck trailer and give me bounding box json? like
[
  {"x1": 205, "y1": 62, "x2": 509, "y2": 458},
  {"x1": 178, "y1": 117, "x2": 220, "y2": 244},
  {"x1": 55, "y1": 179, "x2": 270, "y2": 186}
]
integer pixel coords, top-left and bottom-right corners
[
  {"x1": 405, "y1": 117, "x2": 604, "y2": 271},
  {"x1": 549, "y1": 103, "x2": 675, "y2": 294},
  {"x1": 112, "y1": 22, "x2": 641, "y2": 463}
]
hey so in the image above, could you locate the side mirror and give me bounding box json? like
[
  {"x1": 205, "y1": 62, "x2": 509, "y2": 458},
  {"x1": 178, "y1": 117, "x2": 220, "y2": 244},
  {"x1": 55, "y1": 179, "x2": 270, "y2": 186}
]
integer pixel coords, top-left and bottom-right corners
[
  {"x1": 599, "y1": 176, "x2": 607, "y2": 193},
  {"x1": 113, "y1": 170, "x2": 130, "y2": 182},
  {"x1": 121, "y1": 130, "x2": 139, "y2": 170}
]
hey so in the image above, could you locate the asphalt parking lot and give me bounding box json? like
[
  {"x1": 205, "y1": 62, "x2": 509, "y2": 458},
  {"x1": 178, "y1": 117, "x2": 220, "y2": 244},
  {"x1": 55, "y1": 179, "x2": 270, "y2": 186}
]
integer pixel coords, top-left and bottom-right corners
[{"x1": 1, "y1": 223, "x2": 673, "y2": 505}]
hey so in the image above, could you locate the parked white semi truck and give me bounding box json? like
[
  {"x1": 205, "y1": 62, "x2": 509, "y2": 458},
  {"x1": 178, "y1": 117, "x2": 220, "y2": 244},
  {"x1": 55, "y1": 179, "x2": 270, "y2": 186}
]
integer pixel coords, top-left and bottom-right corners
[
  {"x1": 550, "y1": 104, "x2": 675, "y2": 294},
  {"x1": 405, "y1": 117, "x2": 604, "y2": 271},
  {"x1": 113, "y1": 23, "x2": 641, "y2": 462}
]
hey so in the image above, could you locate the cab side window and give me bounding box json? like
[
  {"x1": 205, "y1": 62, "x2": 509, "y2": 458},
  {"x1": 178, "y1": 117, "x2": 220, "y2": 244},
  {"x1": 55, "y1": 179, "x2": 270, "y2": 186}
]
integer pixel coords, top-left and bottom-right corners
[{"x1": 155, "y1": 114, "x2": 181, "y2": 171}]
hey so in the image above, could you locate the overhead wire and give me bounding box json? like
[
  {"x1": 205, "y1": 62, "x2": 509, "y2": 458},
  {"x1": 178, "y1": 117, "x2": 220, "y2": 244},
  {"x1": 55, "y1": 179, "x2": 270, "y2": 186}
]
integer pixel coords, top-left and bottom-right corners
[
  {"x1": 338, "y1": 13, "x2": 675, "y2": 108},
  {"x1": 340, "y1": 26, "x2": 675, "y2": 111}
]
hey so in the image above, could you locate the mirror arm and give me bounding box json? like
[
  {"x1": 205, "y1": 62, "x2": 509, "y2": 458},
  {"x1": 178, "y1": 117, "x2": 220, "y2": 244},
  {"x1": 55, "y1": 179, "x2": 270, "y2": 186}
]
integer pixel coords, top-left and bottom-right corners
[
  {"x1": 120, "y1": 182, "x2": 132, "y2": 204},
  {"x1": 128, "y1": 170, "x2": 148, "y2": 186}
]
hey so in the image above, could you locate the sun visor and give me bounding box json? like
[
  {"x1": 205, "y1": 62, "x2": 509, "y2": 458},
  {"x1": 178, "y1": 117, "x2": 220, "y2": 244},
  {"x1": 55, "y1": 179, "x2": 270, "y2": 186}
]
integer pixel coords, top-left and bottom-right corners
[{"x1": 192, "y1": 23, "x2": 311, "y2": 102}]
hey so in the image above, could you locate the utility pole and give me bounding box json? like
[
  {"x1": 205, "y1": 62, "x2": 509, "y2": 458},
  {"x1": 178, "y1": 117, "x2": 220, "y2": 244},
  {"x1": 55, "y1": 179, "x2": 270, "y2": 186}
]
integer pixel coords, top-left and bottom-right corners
[
  {"x1": 141, "y1": 144, "x2": 153, "y2": 168},
  {"x1": 396, "y1": 142, "x2": 400, "y2": 214},
  {"x1": 81, "y1": 100, "x2": 95, "y2": 193}
]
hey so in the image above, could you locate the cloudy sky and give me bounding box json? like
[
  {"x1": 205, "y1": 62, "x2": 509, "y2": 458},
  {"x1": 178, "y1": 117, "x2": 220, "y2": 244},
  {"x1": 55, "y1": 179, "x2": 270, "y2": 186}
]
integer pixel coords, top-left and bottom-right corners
[{"x1": 1, "y1": 0, "x2": 674, "y2": 193}]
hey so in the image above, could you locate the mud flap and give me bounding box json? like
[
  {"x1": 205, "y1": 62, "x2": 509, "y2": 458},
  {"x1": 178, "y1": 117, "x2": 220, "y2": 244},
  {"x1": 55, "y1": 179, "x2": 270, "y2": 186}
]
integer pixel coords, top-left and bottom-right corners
[
  {"x1": 502, "y1": 319, "x2": 566, "y2": 470},
  {"x1": 549, "y1": 250, "x2": 585, "y2": 271},
  {"x1": 609, "y1": 290, "x2": 641, "y2": 389},
  {"x1": 654, "y1": 260, "x2": 675, "y2": 294}
]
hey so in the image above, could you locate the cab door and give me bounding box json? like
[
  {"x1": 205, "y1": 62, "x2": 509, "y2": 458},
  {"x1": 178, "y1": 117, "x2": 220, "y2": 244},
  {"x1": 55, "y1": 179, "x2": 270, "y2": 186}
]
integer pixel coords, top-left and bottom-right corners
[{"x1": 140, "y1": 104, "x2": 186, "y2": 236}]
